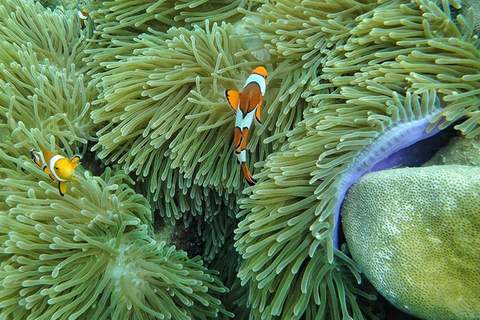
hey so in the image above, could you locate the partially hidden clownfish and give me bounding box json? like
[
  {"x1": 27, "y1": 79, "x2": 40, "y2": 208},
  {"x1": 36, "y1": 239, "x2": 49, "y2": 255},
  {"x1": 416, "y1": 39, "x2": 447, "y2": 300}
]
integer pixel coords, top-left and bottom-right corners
[
  {"x1": 78, "y1": 9, "x2": 88, "y2": 29},
  {"x1": 225, "y1": 66, "x2": 267, "y2": 186},
  {"x1": 31, "y1": 147, "x2": 81, "y2": 196}
]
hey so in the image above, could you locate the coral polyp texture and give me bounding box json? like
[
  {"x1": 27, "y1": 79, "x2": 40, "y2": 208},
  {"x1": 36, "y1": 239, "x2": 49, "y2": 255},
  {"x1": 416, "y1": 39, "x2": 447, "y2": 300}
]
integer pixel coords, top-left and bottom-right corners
[
  {"x1": 425, "y1": 134, "x2": 480, "y2": 166},
  {"x1": 341, "y1": 165, "x2": 480, "y2": 320}
]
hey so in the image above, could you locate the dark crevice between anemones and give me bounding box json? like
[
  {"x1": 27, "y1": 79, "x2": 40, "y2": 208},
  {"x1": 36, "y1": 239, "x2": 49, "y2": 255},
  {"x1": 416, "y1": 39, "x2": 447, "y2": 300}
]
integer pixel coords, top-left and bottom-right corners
[{"x1": 369, "y1": 122, "x2": 459, "y2": 172}]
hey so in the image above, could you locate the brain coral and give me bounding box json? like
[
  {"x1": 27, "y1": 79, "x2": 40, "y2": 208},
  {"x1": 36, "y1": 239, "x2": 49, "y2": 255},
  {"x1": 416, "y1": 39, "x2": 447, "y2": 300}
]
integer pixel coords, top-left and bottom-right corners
[{"x1": 341, "y1": 165, "x2": 480, "y2": 320}]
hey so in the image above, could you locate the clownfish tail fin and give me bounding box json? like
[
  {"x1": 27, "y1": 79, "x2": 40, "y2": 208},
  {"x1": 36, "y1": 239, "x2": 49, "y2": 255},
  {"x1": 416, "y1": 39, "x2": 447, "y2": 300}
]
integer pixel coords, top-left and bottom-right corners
[
  {"x1": 31, "y1": 150, "x2": 42, "y2": 167},
  {"x1": 241, "y1": 162, "x2": 256, "y2": 186}
]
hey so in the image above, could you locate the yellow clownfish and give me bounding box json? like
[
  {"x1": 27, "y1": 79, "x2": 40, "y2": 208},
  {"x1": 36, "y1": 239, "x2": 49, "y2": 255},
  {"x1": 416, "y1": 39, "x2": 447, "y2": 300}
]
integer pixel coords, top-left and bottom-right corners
[
  {"x1": 30, "y1": 147, "x2": 81, "y2": 196},
  {"x1": 225, "y1": 66, "x2": 267, "y2": 186}
]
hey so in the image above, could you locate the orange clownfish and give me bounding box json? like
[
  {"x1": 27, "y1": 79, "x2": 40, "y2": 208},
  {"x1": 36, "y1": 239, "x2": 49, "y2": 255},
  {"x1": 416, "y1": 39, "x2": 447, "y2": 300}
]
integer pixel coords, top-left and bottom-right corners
[
  {"x1": 31, "y1": 147, "x2": 81, "y2": 196},
  {"x1": 225, "y1": 66, "x2": 267, "y2": 186}
]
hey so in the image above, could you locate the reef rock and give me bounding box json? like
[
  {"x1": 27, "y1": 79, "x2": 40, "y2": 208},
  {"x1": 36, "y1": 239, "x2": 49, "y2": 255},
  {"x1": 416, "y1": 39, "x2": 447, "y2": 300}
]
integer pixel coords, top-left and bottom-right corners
[
  {"x1": 424, "y1": 135, "x2": 480, "y2": 166},
  {"x1": 341, "y1": 165, "x2": 480, "y2": 320}
]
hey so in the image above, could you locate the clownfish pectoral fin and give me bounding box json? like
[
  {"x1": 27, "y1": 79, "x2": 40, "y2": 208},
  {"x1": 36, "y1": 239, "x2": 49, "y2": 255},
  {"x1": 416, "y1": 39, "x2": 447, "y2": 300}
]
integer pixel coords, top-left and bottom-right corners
[
  {"x1": 234, "y1": 126, "x2": 243, "y2": 152},
  {"x1": 255, "y1": 106, "x2": 262, "y2": 125},
  {"x1": 70, "y1": 155, "x2": 82, "y2": 168},
  {"x1": 241, "y1": 162, "x2": 257, "y2": 186},
  {"x1": 71, "y1": 176, "x2": 80, "y2": 182},
  {"x1": 225, "y1": 90, "x2": 240, "y2": 114},
  {"x1": 58, "y1": 181, "x2": 67, "y2": 197}
]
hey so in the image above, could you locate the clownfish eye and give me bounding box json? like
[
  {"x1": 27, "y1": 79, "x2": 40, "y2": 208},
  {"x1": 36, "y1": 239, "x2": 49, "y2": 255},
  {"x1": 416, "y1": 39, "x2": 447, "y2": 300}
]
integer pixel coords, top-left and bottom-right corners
[{"x1": 54, "y1": 166, "x2": 59, "y2": 170}]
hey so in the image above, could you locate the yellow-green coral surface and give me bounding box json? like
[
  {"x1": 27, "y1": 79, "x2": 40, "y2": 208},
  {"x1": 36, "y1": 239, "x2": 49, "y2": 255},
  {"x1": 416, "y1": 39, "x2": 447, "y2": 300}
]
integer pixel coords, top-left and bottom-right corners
[{"x1": 341, "y1": 165, "x2": 480, "y2": 320}]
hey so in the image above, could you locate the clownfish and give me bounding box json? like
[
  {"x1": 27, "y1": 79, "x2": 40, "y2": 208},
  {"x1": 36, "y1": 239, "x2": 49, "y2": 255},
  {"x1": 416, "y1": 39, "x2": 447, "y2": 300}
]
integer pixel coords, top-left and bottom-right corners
[
  {"x1": 31, "y1": 147, "x2": 81, "y2": 196},
  {"x1": 225, "y1": 66, "x2": 267, "y2": 186},
  {"x1": 78, "y1": 9, "x2": 88, "y2": 28}
]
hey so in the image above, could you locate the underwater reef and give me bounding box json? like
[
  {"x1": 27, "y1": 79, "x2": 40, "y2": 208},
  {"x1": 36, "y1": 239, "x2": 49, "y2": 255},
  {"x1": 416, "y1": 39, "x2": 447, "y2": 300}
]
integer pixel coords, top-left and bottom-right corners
[{"x1": 0, "y1": 0, "x2": 479, "y2": 319}]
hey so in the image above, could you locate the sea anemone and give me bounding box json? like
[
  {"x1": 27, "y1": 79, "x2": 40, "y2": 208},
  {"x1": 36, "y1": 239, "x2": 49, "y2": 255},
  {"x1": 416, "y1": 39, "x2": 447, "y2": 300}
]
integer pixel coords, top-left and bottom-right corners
[
  {"x1": 89, "y1": 22, "x2": 256, "y2": 263},
  {"x1": 0, "y1": 0, "x2": 98, "y2": 145},
  {"x1": 83, "y1": 0, "x2": 259, "y2": 75},
  {"x1": 235, "y1": 0, "x2": 480, "y2": 319},
  {"x1": 0, "y1": 139, "x2": 231, "y2": 319},
  {"x1": 89, "y1": 18, "x2": 287, "y2": 263}
]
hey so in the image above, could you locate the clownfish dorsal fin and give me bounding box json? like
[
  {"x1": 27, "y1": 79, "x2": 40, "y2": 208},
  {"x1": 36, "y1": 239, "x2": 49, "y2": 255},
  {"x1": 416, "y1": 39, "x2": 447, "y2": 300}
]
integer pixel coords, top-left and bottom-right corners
[
  {"x1": 39, "y1": 146, "x2": 55, "y2": 164},
  {"x1": 225, "y1": 89, "x2": 240, "y2": 114},
  {"x1": 70, "y1": 155, "x2": 82, "y2": 168}
]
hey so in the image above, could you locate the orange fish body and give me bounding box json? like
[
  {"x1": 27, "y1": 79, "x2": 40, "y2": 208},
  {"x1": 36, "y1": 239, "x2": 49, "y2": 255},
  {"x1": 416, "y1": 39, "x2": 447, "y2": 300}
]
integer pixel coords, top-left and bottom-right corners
[
  {"x1": 31, "y1": 146, "x2": 81, "y2": 196},
  {"x1": 225, "y1": 66, "x2": 267, "y2": 186}
]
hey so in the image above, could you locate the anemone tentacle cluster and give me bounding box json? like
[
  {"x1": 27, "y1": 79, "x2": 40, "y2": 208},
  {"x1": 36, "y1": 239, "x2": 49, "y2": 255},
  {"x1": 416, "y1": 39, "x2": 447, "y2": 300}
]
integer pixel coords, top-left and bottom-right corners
[
  {"x1": 0, "y1": 142, "x2": 231, "y2": 319},
  {"x1": 83, "y1": 0, "x2": 259, "y2": 75},
  {"x1": 0, "y1": 0, "x2": 233, "y2": 318},
  {"x1": 0, "y1": 0, "x2": 479, "y2": 319},
  {"x1": 235, "y1": 0, "x2": 480, "y2": 319},
  {"x1": 0, "y1": 0, "x2": 97, "y2": 147}
]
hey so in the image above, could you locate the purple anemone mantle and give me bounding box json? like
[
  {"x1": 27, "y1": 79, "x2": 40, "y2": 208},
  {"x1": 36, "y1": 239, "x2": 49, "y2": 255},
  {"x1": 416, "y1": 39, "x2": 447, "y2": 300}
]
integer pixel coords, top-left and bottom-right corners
[{"x1": 333, "y1": 110, "x2": 445, "y2": 248}]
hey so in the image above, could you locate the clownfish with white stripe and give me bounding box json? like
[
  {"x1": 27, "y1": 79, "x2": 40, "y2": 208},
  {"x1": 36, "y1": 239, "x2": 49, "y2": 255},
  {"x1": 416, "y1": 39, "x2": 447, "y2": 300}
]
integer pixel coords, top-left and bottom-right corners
[
  {"x1": 78, "y1": 9, "x2": 88, "y2": 29},
  {"x1": 31, "y1": 146, "x2": 81, "y2": 196},
  {"x1": 225, "y1": 66, "x2": 267, "y2": 186}
]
